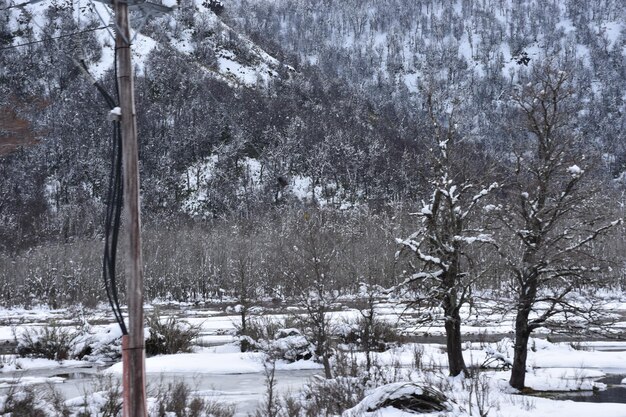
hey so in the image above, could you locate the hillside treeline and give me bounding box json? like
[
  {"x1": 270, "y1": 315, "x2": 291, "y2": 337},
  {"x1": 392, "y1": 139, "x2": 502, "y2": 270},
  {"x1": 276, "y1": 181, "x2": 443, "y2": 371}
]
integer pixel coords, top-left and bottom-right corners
[{"x1": 0, "y1": 0, "x2": 624, "y2": 306}]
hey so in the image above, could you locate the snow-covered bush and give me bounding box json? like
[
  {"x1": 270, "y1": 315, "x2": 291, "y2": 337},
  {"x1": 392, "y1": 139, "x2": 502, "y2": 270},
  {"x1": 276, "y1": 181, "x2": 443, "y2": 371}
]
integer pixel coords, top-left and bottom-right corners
[
  {"x1": 0, "y1": 386, "x2": 45, "y2": 416},
  {"x1": 75, "y1": 324, "x2": 124, "y2": 363},
  {"x1": 16, "y1": 312, "x2": 206, "y2": 363},
  {"x1": 239, "y1": 322, "x2": 315, "y2": 363},
  {"x1": 237, "y1": 316, "x2": 316, "y2": 362},
  {"x1": 481, "y1": 338, "x2": 514, "y2": 370},
  {"x1": 336, "y1": 317, "x2": 404, "y2": 352},
  {"x1": 238, "y1": 334, "x2": 260, "y2": 353},
  {"x1": 145, "y1": 313, "x2": 201, "y2": 356},
  {"x1": 15, "y1": 320, "x2": 125, "y2": 363},
  {"x1": 237, "y1": 316, "x2": 284, "y2": 352},
  {"x1": 15, "y1": 321, "x2": 82, "y2": 361},
  {"x1": 268, "y1": 328, "x2": 314, "y2": 362}
]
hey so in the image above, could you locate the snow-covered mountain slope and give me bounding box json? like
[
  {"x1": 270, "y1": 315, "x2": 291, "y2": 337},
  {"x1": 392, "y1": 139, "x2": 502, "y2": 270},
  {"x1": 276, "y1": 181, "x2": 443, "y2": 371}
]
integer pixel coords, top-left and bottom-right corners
[
  {"x1": 135, "y1": 0, "x2": 292, "y2": 88},
  {"x1": 221, "y1": 0, "x2": 625, "y2": 177},
  {"x1": 228, "y1": 0, "x2": 625, "y2": 90},
  {"x1": 5, "y1": 0, "x2": 288, "y2": 88},
  {"x1": 2, "y1": 0, "x2": 625, "y2": 227}
]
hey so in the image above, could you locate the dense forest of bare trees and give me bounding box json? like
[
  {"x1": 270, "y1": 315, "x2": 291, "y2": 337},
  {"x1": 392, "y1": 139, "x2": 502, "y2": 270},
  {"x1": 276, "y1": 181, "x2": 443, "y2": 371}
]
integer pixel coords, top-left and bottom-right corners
[{"x1": 1, "y1": 0, "x2": 625, "y2": 322}]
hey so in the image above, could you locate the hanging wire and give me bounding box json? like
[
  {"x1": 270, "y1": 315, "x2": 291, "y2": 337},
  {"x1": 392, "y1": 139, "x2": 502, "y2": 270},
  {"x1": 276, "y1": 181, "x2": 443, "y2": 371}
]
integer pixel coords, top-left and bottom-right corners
[
  {"x1": 76, "y1": 60, "x2": 127, "y2": 335},
  {"x1": 102, "y1": 115, "x2": 128, "y2": 335},
  {"x1": 74, "y1": 57, "x2": 127, "y2": 335},
  {"x1": 0, "y1": 25, "x2": 108, "y2": 51},
  {"x1": 74, "y1": 54, "x2": 128, "y2": 335}
]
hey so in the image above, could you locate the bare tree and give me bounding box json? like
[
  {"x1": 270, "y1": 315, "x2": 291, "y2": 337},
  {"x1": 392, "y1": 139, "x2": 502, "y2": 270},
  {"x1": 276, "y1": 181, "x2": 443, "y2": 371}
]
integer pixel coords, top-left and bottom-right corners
[
  {"x1": 229, "y1": 231, "x2": 260, "y2": 336},
  {"x1": 495, "y1": 62, "x2": 622, "y2": 390},
  {"x1": 254, "y1": 358, "x2": 281, "y2": 417},
  {"x1": 396, "y1": 90, "x2": 497, "y2": 377},
  {"x1": 227, "y1": 222, "x2": 267, "y2": 335},
  {"x1": 280, "y1": 210, "x2": 342, "y2": 379}
]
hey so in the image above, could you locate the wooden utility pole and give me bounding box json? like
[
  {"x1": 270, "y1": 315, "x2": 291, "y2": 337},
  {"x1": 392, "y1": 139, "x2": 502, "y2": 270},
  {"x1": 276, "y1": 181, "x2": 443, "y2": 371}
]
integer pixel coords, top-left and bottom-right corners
[{"x1": 114, "y1": 0, "x2": 147, "y2": 415}]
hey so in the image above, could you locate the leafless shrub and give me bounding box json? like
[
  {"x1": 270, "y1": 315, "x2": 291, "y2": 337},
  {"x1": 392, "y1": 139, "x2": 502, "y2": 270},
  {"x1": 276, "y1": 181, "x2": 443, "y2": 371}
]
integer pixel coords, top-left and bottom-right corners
[
  {"x1": 15, "y1": 321, "x2": 78, "y2": 361},
  {"x1": 371, "y1": 353, "x2": 406, "y2": 385},
  {"x1": 333, "y1": 348, "x2": 359, "y2": 379},
  {"x1": 150, "y1": 379, "x2": 235, "y2": 417},
  {"x1": 463, "y1": 371, "x2": 493, "y2": 417},
  {"x1": 279, "y1": 393, "x2": 303, "y2": 417},
  {"x1": 297, "y1": 376, "x2": 366, "y2": 417},
  {"x1": 198, "y1": 398, "x2": 236, "y2": 417},
  {"x1": 412, "y1": 344, "x2": 425, "y2": 370},
  {"x1": 76, "y1": 374, "x2": 123, "y2": 417},
  {"x1": 42, "y1": 383, "x2": 72, "y2": 417},
  {"x1": 145, "y1": 311, "x2": 201, "y2": 356},
  {"x1": 161, "y1": 381, "x2": 191, "y2": 417},
  {"x1": 253, "y1": 359, "x2": 281, "y2": 417},
  {"x1": 0, "y1": 385, "x2": 47, "y2": 417}
]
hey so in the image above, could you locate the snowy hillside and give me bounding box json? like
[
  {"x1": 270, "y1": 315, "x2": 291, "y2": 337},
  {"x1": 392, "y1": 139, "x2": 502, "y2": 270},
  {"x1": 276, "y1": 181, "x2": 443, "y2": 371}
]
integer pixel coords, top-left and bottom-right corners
[
  {"x1": 136, "y1": 0, "x2": 290, "y2": 88},
  {"x1": 3, "y1": 0, "x2": 287, "y2": 87},
  {"x1": 227, "y1": 0, "x2": 625, "y2": 91}
]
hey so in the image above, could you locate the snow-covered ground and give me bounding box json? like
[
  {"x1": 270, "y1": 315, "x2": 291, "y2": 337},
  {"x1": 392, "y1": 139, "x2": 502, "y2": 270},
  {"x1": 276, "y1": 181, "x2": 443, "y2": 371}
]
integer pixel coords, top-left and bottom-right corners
[{"x1": 0, "y1": 299, "x2": 625, "y2": 416}]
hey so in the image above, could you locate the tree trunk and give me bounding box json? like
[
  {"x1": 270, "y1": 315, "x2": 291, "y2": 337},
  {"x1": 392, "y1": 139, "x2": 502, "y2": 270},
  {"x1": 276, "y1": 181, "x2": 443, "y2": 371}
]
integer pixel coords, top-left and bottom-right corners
[
  {"x1": 510, "y1": 264, "x2": 538, "y2": 390},
  {"x1": 441, "y1": 263, "x2": 468, "y2": 377},
  {"x1": 444, "y1": 308, "x2": 468, "y2": 377},
  {"x1": 510, "y1": 309, "x2": 531, "y2": 390},
  {"x1": 510, "y1": 276, "x2": 535, "y2": 390},
  {"x1": 240, "y1": 307, "x2": 246, "y2": 333},
  {"x1": 322, "y1": 353, "x2": 332, "y2": 379},
  {"x1": 316, "y1": 334, "x2": 332, "y2": 379},
  {"x1": 315, "y1": 318, "x2": 333, "y2": 379}
]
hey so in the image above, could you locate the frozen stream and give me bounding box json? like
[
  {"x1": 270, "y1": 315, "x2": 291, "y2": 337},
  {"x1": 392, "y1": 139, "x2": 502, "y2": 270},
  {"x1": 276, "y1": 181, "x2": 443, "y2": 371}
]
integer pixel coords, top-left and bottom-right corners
[
  {"x1": 1, "y1": 365, "x2": 322, "y2": 416},
  {"x1": 3, "y1": 341, "x2": 625, "y2": 413}
]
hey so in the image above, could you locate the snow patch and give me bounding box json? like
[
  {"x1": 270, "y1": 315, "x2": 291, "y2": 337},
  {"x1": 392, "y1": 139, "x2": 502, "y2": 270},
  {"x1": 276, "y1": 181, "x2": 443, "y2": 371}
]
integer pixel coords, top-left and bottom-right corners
[{"x1": 567, "y1": 165, "x2": 584, "y2": 178}]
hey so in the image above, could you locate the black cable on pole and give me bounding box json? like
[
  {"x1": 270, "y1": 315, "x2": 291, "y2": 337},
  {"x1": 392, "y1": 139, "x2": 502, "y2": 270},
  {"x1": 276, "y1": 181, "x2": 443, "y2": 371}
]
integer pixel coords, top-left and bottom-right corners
[
  {"x1": 78, "y1": 60, "x2": 128, "y2": 335},
  {"x1": 103, "y1": 120, "x2": 127, "y2": 335},
  {"x1": 113, "y1": 44, "x2": 120, "y2": 103},
  {"x1": 108, "y1": 50, "x2": 127, "y2": 333},
  {"x1": 109, "y1": 122, "x2": 127, "y2": 333},
  {"x1": 79, "y1": 59, "x2": 116, "y2": 108}
]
